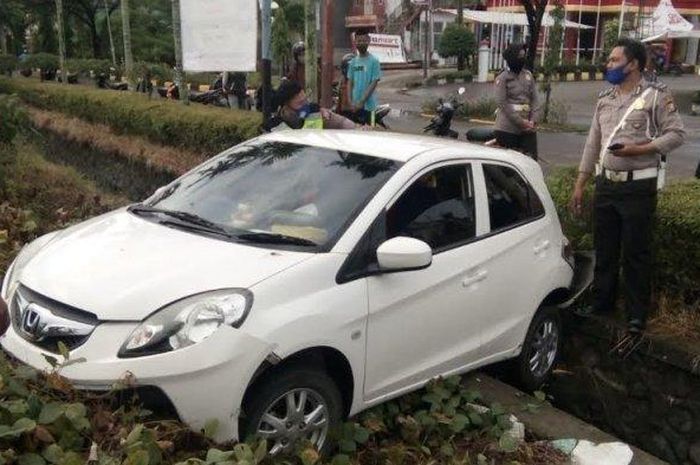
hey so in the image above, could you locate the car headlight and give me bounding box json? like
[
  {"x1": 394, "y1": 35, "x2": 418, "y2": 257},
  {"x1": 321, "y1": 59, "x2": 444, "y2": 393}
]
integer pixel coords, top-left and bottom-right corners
[
  {"x1": 118, "y1": 289, "x2": 253, "y2": 358},
  {"x1": 1, "y1": 232, "x2": 59, "y2": 302}
]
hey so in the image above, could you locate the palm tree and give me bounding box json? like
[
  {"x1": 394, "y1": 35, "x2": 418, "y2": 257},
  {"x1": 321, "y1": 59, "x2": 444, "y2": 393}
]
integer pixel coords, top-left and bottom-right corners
[{"x1": 121, "y1": 0, "x2": 134, "y2": 90}]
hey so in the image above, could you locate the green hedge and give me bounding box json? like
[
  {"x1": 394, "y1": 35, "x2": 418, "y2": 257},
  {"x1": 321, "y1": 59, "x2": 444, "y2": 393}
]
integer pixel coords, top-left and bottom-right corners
[
  {"x1": 0, "y1": 78, "x2": 261, "y2": 154},
  {"x1": 547, "y1": 167, "x2": 700, "y2": 304}
]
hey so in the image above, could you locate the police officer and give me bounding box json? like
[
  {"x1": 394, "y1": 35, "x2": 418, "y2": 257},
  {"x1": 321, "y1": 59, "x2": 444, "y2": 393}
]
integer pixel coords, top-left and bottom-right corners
[
  {"x1": 571, "y1": 38, "x2": 685, "y2": 334},
  {"x1": 494, "y1": 43, "x2": 541, "y2": 160},
  {"x1": 272, "y1": 79, "x2": 357, "y2": 131}
]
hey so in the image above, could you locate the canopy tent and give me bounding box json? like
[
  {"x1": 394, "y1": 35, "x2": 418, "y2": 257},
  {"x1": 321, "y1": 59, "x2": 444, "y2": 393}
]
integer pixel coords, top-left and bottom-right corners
[
  {"x1": 641, "y1": 0, "x2": 697, "y2": 41},
  {"x1": 433, "y1": 9, "x2": 593, "y2": 29}
]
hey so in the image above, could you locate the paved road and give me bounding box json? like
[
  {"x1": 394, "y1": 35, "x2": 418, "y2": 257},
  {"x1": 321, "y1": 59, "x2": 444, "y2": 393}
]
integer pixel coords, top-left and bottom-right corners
[{"x1": 377, "y1": 73, "x2": 700, "y2": 179}]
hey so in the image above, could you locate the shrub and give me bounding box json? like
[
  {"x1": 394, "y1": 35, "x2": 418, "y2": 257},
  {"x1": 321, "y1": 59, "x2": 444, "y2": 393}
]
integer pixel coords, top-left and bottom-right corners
[
  {"x1": 547, "y1": 167, "x2": 700, "y2": 304},
  {"x1": 65, "y1": 58, "x2": 114, "y2": 76},
  {"x1": 0, "y1": 78, "x2": 261, "y2": 155},
  {"x1": 0, "y1": 55, "x2": 17, "y2": 76},
  {"x1": 0, "y1": 95, "x2": 29, "y2": 144},
  {"x1": 437, "y1": 23, "x2": 476, "y2": 62},
  {"x1": 23, "y1": 53, "x2": 59, "y2": 81}
]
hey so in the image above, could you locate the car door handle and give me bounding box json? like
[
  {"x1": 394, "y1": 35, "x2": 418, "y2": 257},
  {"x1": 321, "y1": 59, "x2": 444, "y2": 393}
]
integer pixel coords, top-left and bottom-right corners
[
  {"x1": 534, "y1": 240, "x2": 551, "y2": 254},
  {"x1": 462, "y1": 270, "x2": 488, "y2": 287}
]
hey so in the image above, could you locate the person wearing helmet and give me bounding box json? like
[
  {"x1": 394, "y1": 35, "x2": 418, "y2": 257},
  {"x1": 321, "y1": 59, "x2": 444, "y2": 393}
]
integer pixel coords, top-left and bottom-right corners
[
  {"x1": 494, "y1": 43, "x2": 541, "y2": 159},
  {"x1": 287, "y1": 42, "x2": 306, "y2": 89},
  {"x1": 270, "y1": 79, "x2": 358, "y2": 131}
]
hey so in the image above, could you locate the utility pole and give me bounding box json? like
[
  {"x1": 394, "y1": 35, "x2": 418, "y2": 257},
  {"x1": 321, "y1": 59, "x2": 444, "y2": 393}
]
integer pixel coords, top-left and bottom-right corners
[
  {"x1": 262, "y1": 0, "x2": 272, "y2": 128},
  {"x1": 105, "y1": 0, "x2": 117, "y2": 67},
  {"x1": 320, "y1": 0, "x2": 334, "y2": 108},
  {"x1": 55, "y1": 0, "x2": 67, "y2": 85},
  {"x1": 171, "y1": 0, "x2": 189, "y2": 104},
  {"x1": 305, "y1": 0, "x2": 318, "y2": 102},
  {"x1": 121, "y1": 0, "x2": 134, "y2": 90}
]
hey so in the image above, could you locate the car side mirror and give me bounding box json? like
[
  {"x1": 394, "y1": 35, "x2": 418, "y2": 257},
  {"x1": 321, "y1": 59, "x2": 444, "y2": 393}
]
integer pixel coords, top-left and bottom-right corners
[{"x1": 376, "y1": 237, "x2": 432, "y2": 272}]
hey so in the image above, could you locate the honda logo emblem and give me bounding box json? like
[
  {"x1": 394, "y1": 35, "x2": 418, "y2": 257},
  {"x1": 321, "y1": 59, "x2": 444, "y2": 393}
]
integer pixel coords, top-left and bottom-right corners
[{"x1": 20, "y1": 303, "x2": 45, "y2": 341}]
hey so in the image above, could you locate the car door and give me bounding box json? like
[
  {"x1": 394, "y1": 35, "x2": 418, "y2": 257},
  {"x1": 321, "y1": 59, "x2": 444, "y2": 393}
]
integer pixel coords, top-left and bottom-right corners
[
  {"x1": 363, "y1": 162, "x2": 493, "y2": 401},
  {"x1": 473, "y1": 161, "x2": 552, "y2": 358}
]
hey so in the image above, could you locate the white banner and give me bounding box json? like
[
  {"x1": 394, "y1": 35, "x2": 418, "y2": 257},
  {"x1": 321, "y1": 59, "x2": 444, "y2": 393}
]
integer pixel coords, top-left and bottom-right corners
[
  {"x1": 180, "y1": 0, "x2": 257, "y2": 72},
  {"x1": 368, "y1": 34, "x2": 408, "y2": 64}
]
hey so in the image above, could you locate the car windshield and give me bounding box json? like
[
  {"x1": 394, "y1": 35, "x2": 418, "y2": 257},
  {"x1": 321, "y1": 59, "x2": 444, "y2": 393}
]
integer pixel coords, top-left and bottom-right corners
[{"x1": 138, "y1": 141, "x2": 400, "y2": 250}]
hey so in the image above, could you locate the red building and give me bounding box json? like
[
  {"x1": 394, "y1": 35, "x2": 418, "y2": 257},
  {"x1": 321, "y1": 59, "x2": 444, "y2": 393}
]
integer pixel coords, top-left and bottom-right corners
[{"x1": 486, "y1": 0, "x2": 700, "y2": 64}]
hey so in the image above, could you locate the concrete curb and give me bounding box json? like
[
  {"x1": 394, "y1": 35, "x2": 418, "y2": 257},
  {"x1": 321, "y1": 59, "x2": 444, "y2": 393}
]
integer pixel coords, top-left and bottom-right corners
[{"x1": 463, "y1": 374, "x2": 669, "y2": 465}]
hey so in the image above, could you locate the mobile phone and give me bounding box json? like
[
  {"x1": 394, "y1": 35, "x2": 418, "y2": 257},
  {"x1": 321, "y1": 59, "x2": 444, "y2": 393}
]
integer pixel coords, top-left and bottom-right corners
[{"x1": 608, "y1": 143, "x2": 625, "y2": 151}]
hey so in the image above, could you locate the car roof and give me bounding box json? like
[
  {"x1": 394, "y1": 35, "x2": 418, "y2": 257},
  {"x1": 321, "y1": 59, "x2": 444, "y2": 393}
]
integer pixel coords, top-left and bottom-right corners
[{"x1": 259, "y1": 129, "x2": 525, "y2": 165}]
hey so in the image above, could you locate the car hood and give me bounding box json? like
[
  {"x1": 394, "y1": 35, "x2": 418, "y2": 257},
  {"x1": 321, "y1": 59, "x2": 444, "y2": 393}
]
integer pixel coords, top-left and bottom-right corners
[{"x1": 19, "y1": 209, "x2": 312, "y2": 321}]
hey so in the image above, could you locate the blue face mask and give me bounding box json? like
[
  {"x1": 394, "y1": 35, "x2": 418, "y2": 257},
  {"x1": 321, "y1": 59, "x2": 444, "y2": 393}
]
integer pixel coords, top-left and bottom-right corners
[
  {"x1": 296, "y1": 103, "x2": 312, "y2": 119},
  {"x1": 605, "y1": 63, "x2": 629, "y2": 85}
]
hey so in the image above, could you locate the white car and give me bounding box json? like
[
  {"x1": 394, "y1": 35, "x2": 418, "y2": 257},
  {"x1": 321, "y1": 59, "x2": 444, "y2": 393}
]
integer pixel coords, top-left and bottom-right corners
[{"x1": 1, "y1": 130, "x2": 575, "y2": 454}]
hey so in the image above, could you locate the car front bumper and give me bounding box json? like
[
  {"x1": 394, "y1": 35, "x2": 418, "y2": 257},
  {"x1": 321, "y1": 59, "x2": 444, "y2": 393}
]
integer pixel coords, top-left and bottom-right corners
[{"x1": 0, "y1": 315, "x2": 273, "y2": 443}]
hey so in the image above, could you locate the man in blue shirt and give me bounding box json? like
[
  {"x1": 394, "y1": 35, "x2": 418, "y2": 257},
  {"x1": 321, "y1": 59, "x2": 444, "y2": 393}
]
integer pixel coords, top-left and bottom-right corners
[{"x1": 347, "y1": 30, "x2": 382, "y2": 126}]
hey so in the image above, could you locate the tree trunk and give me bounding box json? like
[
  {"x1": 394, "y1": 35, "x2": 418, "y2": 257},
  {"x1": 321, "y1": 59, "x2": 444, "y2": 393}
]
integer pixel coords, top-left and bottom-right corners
[
  {"x1": 89, "y1": 21, "x2": 101, "y2": 58},
  {"x1": 171, "y1": 0, "x2": 189, "y2": 104},
  {"x1": 105, "y1": 0, "x2": 117, "y2": 67},
  {"x1": 121, "y1": 0, "x2": 134, "y2": 90},
  {"x1": 522, "y1": 0, "x2": 547, "y2": 71},
  {"x1": 56, "y1": 0, "x2": 67, "y2": 85},
  {"x1": 0, "y1": 0, "x2": 7, "y2": 56},
  {"x1": 304, "y1": 0, "x2": 318, "y2": 103},
  {"x1": 457, "y1": 0, "x2": 465, "y2": 71}
]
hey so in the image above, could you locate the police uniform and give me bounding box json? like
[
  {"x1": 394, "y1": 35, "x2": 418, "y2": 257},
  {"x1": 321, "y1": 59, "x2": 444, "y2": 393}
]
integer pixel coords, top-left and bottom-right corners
[
  {"x1": 579, "y1": 79, "x2": 685, "y2": 329},
  {"x1": 494, "y1": 68, "x2": 541, "y2": 159}
]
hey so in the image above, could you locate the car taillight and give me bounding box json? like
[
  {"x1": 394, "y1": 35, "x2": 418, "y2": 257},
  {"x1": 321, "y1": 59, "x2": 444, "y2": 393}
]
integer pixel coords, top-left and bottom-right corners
[{"x1": 562, "y1": 238, "x2": 575, "y2": 269}]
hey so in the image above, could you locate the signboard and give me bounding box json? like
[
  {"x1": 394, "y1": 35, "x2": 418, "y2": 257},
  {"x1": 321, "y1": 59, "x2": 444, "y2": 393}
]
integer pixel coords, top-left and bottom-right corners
[
  {"x1": 180, "y1": 0, "x2": 257, "y2": 72},
  {"x1": 364, "y1": 34, "x2": 408, "y2": 64}
]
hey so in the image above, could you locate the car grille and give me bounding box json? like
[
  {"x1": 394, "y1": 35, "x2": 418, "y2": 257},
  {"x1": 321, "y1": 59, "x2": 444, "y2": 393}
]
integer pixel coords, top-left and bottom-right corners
[{"x1": 10, "y1": 285, "x2": 99, "y2": 353}]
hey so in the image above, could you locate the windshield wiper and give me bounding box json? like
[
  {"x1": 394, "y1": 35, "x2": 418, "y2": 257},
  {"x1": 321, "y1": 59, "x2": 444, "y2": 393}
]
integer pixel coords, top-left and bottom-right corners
[
  {"x1": 236, "y1": 232, "x2": 318, "y2": 247},
  {"x1": 129, "y1": 204, "x2": 236, "y2": 238}
]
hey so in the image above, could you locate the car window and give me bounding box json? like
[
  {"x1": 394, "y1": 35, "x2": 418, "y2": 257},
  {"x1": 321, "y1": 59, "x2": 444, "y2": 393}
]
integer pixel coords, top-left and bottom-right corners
[
  {"x1": 142, "y1": 142, "x2": 400, "y2": 249},
  {"x1": 483, "y1": 164, "x2": 544, "y2": 232},
  {"x1": 386, "y1": 164, "x2": 476, "y2": 250}
]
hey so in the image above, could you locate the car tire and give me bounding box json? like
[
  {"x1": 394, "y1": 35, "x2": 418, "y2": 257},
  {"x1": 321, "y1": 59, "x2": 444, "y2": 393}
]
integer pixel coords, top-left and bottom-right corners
[
  {"x1": 241, "y1": 366, "x2": 344, "y2": 457},
  {"x1": 516, "y1": 306, "x2": 561, "y2": 391}
]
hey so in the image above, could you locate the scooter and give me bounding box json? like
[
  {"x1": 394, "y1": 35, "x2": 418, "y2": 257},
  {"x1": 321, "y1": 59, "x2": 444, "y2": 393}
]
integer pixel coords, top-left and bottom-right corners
[{"x1": 423, "y1": 87, "x2": 465, "y2": 138}]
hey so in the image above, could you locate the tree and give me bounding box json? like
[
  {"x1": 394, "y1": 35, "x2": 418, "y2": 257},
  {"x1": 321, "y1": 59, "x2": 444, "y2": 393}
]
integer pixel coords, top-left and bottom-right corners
[
  {"x1": 541, "y1": 1, "x2": 564, "y2": 123},
  {"x1": 171, "y1": 0, "x2": 188, "y2": 104},
  {"x1": 121, "y1": 0, "x2": 134, "y2": 90},
  {"x1": 520, "y1": 0, "x2": 548, "y2": 71},
  {"x1": 304, "y1": 0, "x2": 318, "y2": 102},
  {"x1": 283, "y1": 1, "x2": 305, "y2": 36},
  {"x1": 601, "y1": 18, "x2": 619, "y2": 64},
  {"x1": 55, "y1": 0, "x2": 67, "y2": 84},
  {"x1": 271, "y1": 6, "x2": 291, "y2": 77},
  {"x1": 437, "y1": 23, "x2": 476, "y2": 65}
]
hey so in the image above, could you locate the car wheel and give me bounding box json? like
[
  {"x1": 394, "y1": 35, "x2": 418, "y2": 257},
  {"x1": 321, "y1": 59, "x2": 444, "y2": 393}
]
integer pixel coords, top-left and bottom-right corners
[
  {"x1": 516, "y1": 306, "x2": 561, "y2": 391},
  {"x1": 242, "y1": 366, "x2": 343, "y2": 456}
]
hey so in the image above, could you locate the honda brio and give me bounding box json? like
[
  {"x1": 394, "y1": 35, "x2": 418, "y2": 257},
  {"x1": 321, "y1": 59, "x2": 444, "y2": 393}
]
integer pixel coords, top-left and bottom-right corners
[{"x1": 1, "y1": 130, "x2": 575, "y2": 454}]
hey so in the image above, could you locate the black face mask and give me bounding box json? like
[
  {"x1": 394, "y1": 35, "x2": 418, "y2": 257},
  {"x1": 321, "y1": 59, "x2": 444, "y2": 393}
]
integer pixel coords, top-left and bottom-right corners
[
  {"x1": 508, "y1": 58, "x2": 525, "y2": 73},
  {"x1": 357, "y1": 45, "x2": 369, "y2": 54}
]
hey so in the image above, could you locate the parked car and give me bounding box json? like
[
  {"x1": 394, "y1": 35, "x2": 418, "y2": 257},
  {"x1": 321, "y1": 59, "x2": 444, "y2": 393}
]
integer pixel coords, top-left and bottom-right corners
[{"x1": 1, "y1": 131, "x2": 580, "y2": 455}]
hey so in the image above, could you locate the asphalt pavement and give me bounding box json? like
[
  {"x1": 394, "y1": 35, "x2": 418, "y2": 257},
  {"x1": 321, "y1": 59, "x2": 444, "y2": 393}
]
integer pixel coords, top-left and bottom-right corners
[{"x1": 377, "y1": 72, "x2": 700, "y2": 180}]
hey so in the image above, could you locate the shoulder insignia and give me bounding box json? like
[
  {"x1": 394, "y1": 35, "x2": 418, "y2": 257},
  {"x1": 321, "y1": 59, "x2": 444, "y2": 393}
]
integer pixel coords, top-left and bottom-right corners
[
  {"x1": 662, "y1": 94, "x2": 678, "y2": 113},
  {"x1": 649, "y1": 80, "x2": 668, "y2": 91},
  {"x1": 598, "y1": 87, "x2": 615, "y2": 99}
]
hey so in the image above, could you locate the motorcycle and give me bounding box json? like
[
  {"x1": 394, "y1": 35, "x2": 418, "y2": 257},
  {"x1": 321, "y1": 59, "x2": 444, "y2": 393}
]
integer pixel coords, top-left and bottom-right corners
[
  {"x1": 423, "y1": 87, "x2": 465, "y2": 138},
  {"x1": 96, "y1": 73, "x2": 127, "y2": 91}
]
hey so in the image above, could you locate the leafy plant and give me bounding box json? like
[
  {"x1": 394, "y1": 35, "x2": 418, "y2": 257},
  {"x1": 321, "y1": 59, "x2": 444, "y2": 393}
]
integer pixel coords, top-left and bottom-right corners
[{"x1": 438, "y1": 23, "x2": 476, "y2": 62}]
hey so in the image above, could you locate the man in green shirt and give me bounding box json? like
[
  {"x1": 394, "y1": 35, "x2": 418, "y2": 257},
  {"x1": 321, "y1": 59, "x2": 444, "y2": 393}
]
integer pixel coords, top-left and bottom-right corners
[{"x1": 348, "y1": 29, "x2": 382, "y2": 126}]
